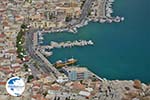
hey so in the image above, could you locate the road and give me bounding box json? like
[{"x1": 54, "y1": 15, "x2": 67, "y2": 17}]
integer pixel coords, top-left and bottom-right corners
[
  {"x1": 25, "y1": 29, "x2": 60, "y2": 78},
  {"x1": 79, "y1": 0, "x2": 93, "y2": 22},
  {"x1": 25, "y1": 30, "x2": 51, "y2": 73}
]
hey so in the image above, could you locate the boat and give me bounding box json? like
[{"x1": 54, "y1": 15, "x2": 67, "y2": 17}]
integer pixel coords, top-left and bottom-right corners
[
  {"x1": 121, "y1": 17, "x2": 125, "y2": 21},
  {"x1": 99, "y1": 19, "x2": 106, "y2": 23},
  {"x1": 88, "y1": 40, "x2": 94, "y2": 45},
  {"x1": 68, "y1": 27, "x2": 77, "y2": 33},
  {"x1": 67, "y1": 58, "x2": 77, "y2": 65},
  {"x1": 54, "y1": 60, "x2": 66, "y2": 68},
  {"x1": 43, "y1": 51, "x2": 53, "y2": 56},
  {"x1": 39, "y1": 36, "x2": 44, "y2": 40},
  {"x1": 39, "y1": 41, "x2": 43, "y2": 44},
  {"x1": 54, "y1": 58, "x2": 77, "y2": 68},
  {"x1": 114, "y1": 16, "x2": 121, "y2": 22}
]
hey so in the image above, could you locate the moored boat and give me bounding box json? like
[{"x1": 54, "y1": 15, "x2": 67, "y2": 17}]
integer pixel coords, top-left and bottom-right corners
[{"x1": 54, "y1": 58, "x2": 77, "y2": 68}]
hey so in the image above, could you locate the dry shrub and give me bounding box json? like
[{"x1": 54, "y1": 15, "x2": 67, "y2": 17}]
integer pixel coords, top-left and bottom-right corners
[{"x1": 133, "y1": 80, "x2": 142, "y2": 89}]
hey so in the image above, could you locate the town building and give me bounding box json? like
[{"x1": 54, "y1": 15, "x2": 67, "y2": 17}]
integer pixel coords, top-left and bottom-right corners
[{"x1": 62, "y1": 67, "x2": 91, "y2": 81}]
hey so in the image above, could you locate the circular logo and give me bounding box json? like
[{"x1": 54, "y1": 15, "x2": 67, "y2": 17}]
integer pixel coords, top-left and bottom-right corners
[{"x1": 6, "y1": 77, "x2": 25, "y2": 96}]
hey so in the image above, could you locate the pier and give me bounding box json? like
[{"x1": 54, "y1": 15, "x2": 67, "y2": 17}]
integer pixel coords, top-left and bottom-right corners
[
  {"x1": 50, "y1": 40, "x2": 94, "y2": 49},
  {"x1": 104, "y1": 0, "x2": 124, "y2": 23},
  {"x1": 39, "y1": 40, "x2": 94, "y2": 57},
  {"x1": 40, "y1": 45, "x2": 53, "y2": 50}
]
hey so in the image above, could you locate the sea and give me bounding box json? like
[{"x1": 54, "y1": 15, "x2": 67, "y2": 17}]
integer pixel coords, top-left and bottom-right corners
[{"x1": 42, "y1": 0, "x2": 150, "y2": 83}]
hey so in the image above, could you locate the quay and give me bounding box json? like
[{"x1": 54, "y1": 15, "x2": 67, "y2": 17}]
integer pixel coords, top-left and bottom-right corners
[
  {"x1": 50, "y1": 40, "x2": 94, "y2": 49},
  {"x1": 89, "y1": 71, "x2": 103, "y2": 81},
  {"x1": 40, "y1": 45, "x2": 53, "y2": 50},
  {"x1": 27, "y1": 30, "x2": 61, "y2": 78},
  {"x1": 38, "y1": 40, "x2": 94, "y2": 57},
  {"x1": 30, "y1": 0, "x2": 124, "y2": 35},
  {"x1": 35, "y1": 50, "x2": 61, "y2": 77}
]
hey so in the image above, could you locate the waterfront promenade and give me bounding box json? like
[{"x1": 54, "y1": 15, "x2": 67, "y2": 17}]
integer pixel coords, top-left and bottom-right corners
[
  {"x1": 33, "y1": 30, "x2": 61, "y2": 77},
  {"x1": 25, "y1": 29, "x2": 61, "y2": 79},
  {"x1": 79, "y1": 0, "x2": 93, "y2": 23},
  {"x1": 35, "y1": 50, "x2": 61, "y2": 77}
]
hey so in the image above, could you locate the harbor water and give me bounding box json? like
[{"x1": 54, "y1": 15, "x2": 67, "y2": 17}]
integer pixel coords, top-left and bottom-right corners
[{"x1": 42, "y1": 0, "x2": 150, "y2": 83}]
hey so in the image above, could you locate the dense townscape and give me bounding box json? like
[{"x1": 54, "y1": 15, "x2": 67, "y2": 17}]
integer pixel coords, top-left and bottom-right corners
[{"x1": 0, "y1": 0, "x2": 149, "y2": 100}]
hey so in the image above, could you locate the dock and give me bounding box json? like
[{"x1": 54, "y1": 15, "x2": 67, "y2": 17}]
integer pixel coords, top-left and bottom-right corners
[
  {"x1": 50, "y1": 40, "x2": 94, "y2": 49},
  {"x1": 32, "y1": 30, "x2": 61, "y2": 77},
  {"x1": 40, "y1": 45, "x2": 54, "y2": 50},
  {"x1": 88, "y1": 70, "x2": 103, "y2": 81},
  {"x1": 35, "y1": 50, "x2": 61, "y2": 77}
]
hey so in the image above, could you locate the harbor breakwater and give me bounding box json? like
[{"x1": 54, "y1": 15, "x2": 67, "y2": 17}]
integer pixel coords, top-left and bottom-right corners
[{"x1": 50, "y1": 40, "x2": 94, "y2": 48}]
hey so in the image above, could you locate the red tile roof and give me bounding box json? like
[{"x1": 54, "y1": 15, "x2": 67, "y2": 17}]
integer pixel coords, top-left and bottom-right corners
[
  {"x1": 50, "y1": 85, "x2": 61, "y2": 91},
  {"x1": 72, "y1": 82, "x2": 85, "y2": 90},
  {"x1": 0, "y1": 82, "x2": 6, "y2": 85},
  {"x1": 2, "y1": 21, "x2": 9, "y2": 26},
  {"x1": 33, "y1": 83, "x2": 41, "y2": 88},
  {"x1": 0, "y1": 34, "x2": 5, "y2": 38},
  {"x1": 0, "y1": 40, "x2": 4, "y2": 43}
]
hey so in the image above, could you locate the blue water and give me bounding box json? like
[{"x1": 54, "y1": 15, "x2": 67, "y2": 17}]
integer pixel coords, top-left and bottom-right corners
[{"x1": 42, "y1": 0, "x2": 150, "y2": 83}]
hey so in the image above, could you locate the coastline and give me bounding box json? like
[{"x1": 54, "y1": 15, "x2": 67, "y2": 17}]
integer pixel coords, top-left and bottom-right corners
[
  {"x1": 26, "y1": 30, "x2": 150, "y2": 100},
  {"x1": 30, "y1": 30, "x2": 149, "y2": 85},
  {"x1": 29, "y1": 0, "x2": 149, "y2": 84},
  {"x1": 33, "y1": 0, "x2": 114, "y2": 81},
  {"x1": 0, "y1": 0, "x2": 149, "y2": 99},
  {"x1": 24, "y1": 0, "x2": 150, "y2": 99},
  {"x1": 38, "y1": 0, "x2": 124, "y2": 34}
]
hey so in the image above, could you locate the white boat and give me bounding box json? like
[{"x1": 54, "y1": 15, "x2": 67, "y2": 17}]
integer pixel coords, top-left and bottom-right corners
[
  {"x1": 99, "y1": 19, "x2": 106, "y2": 23},
  {"x1": 121, "y1": 17, "x2": 125, "y2": 21},
  {"x1": 39, "y1": 36, "x2": 44, "y2": 40},
  {"x1": 107, "y1": 19, "x2": 113, "y2": 23},
  {"x1": 42, "y1": 51, "x2": 53, "y2": 56},
  {"x1": 39, "y1": 41, "x2": 43, "y2": 44},
  {"x1": 88, "y1": 40, "x2": 94, "y2": 45},
  {"x1": 114, "y1": 16, "x2": 121, "y2": 22},
  {"x1": 38, "y1": 31, "x2": 43, "y2": 36},
  {"x1": 56, "y1": 60, "x2": 63, "y2": 64}
]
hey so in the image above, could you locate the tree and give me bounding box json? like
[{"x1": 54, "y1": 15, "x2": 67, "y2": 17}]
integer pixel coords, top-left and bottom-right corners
[
  {"x1": 133, "y1": 80, "x2": 142, "y2": 89},
  {"x1": 24, "y1": 64, "x2": 29, "y2": 71},
  {"x1": 21, "y1": 24, "x2": 27, "y2": 29},
  {"x1": 57, "y1": 97, "x2": 60, "y2": 100},
  {"x1": 43, "y1": 91, "x2": 48, "y2": 97},
  {"x1": 27, "y1": 75, "x2": 34, "y2": 82},
  {"x1": 65, "y1": 16, "x2": 72, "y2": 22}
]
